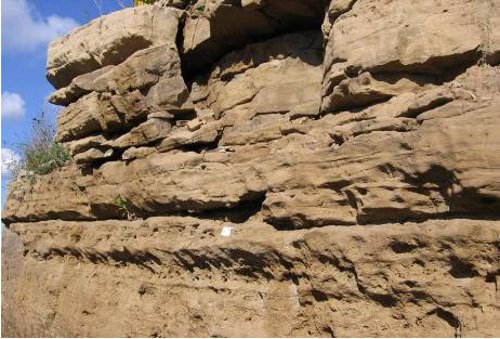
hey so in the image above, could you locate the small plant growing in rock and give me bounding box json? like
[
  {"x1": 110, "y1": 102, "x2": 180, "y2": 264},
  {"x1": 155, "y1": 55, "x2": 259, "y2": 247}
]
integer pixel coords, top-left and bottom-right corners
[
  {"x1": 114, "y1": 194, "x2": 137, "y2": 221},
  {"x1": 134, "y1": 0, "x2": 156, "y2": 6},
  {"x1": 11, "y1": 112, "x2": 71, "y2": 184}
]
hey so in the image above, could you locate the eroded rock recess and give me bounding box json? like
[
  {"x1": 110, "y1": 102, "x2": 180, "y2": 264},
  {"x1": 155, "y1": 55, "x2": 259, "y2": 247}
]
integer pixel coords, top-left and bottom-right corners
[{"x1": 2, "y1": 0, "x2": 500, "y2": 337}]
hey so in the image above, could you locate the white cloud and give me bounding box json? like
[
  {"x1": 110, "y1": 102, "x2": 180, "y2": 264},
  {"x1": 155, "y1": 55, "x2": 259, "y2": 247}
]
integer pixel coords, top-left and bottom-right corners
[
  {"x1": 1, "y1": 148, "x2": 20, "y2": 177},
  {"x1": 2, "y1": 0, "x2": 79, "y2": 52},
  {"x1": 2, "y1": 92, "x2": 26, "y2": 119}
]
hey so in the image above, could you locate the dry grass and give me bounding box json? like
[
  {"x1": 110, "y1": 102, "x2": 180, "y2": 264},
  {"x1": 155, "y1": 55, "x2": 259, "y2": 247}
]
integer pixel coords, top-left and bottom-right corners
[{"x1": 11, "y1": 112, "x2": 71, "y2": 183}]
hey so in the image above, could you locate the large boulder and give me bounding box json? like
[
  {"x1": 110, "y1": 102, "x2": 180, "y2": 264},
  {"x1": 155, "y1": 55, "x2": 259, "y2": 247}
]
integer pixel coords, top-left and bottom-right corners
[
  {"x1": 321, "y1": 0, "x2": 500, "y2": 113},
  {"x1": 46, "y1": 6, "x2": 182, "y2": 88},
  {"x1": 55, "y1": 91, "x2": 147, "y2": 143}
]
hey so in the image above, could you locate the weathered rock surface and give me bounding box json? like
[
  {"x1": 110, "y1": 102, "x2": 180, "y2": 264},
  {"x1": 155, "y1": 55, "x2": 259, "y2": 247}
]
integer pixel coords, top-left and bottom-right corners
[
  {"x1": 46, "y1": 6, "x2": 182, "y2": 88},
  {"x1": 321, "y1": 0, "x2": 500, "y2": 113},
  {"x1": 2, "y1": 219, "x2": 499, "y2": 337},
  {"x1": 5, "y1": 66, "x2": 500, "y2": 228},
  {"x1": 3, "y1": 0, "x2": 500, "y2": 337},
  {"x1": 182, "y1": 0, "x2": 327, "y2": 75}
]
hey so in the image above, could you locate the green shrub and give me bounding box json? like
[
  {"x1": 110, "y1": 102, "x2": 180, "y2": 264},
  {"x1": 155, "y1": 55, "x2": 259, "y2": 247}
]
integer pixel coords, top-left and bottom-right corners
[
  {"x1": 13, "y1": 112, "x2": 71, "y2": 182},
  {"x1": 114, "y1": 194, "x2": 137, "y2": 220}
]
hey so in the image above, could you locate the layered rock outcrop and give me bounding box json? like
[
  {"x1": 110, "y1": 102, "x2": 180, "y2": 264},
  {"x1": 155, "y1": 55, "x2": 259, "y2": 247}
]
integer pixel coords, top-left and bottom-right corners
[{"x1": 3, "y1": 0, "x2": 500, "y2": 337}]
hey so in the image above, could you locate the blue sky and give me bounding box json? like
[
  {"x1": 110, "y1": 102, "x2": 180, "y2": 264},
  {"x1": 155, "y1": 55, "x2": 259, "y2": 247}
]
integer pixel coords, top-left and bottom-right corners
[{"x1": 1, "y1": 0, "x2": 133, "y2": 208}]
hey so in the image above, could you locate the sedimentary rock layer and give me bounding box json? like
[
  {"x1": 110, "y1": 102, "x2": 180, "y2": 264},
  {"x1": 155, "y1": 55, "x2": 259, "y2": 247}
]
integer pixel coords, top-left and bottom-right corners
[
  {"x1": 2, "y1": 219, "x2": 499, "y2": 337},
  {"x1": 2, "y1": 0, "x2": 500, "y2": 336},
  {"x1": 46, "y1": 6, "x2": 182, "y2": 88},
  {"x1": 4, "y1": 66, "x2": 500, "y2": 229}
]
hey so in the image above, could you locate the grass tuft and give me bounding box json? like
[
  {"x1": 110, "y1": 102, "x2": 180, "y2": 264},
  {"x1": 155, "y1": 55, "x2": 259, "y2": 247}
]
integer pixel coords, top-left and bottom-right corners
[{"x1": 11, "y1": 112, "x2": 71, "y2": 182}]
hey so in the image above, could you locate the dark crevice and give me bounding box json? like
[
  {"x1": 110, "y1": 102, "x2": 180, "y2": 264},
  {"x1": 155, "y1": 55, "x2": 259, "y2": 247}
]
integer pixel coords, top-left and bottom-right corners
[
  {"x1": 322, "y1": 325, "x2": 336, "y2": 338},
  {"x1": 368, "y1": 293, "x2": 398, "y2": 308},
  {"x1": 119, "y1": 191, "x2": 268, "y2": 224},
  {"x1": 324, "y1": 91, "x2": 393, "y2": 114},
  {"x1": 7, "y1": 203, "x2": 500, "y2": 230},
  {"x1": 174, "y1": 132, "x2": 223, "y2": 154},
  {"x1": 5, "y1": 190, "x2": 267, "y2": 226},
  {"x1": 357, "y1": 209, "x2": 500, "y2": 227},
  {"x1": 369, "y1": 49, "x2": 483, "y2": 80},
  {"x1": 173, "y1": 248, "x2": 277, "y2": 281},
  {"x1": 485, "y1": 271, "x2": 498, "y2": 292},
  {"x1": 426, "y1": 307, "x2": 462, "y2": 333},
  {"x1": 389, "y1": 238, "x2": 426, "y2": 254},
  {"x1": 448, "y1": 257, "x2": 479, "y2": 279},
  {"x1": 186, "y1": 192, "x2": 266, "y2": 223},
  {"x1": 37, "y1": 247, "x2": 161, "y2": 273},
  {"x1": 81, "y1": 147, "x2": 126, "y2": 170},
  {"x1": 311, "y1": 289, "x2": 329, "y2": 302},
  {"x1": 329, "y1": 134, "x2": 346, "y2": 147},
  {"x1": 318, "y1": 180, "x2": 351, "y2": 192},
  {"x1": 180, "y1": 1, "x2": 327, "y2": 80},
  {"x1": 283, "y1": 272, "x2": 300, "y2": 285},
  {"x1": 399, "y1": 96, "x2": 454, "y2": 119},
  {"x1": 172, "y1": 109, "x2": 197, "y2": 121}
]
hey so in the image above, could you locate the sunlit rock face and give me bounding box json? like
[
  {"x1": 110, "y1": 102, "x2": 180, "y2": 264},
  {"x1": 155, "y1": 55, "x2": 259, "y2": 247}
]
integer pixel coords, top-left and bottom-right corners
[{"x1": 2, "y1": 0, "x2": 500, "y2": 337}]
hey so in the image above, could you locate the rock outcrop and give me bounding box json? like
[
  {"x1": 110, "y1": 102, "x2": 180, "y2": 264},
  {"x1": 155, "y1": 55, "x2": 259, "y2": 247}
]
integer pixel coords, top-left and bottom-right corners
[{"x1": 3, "y1": 0, "x2": 500, "y2": 337}]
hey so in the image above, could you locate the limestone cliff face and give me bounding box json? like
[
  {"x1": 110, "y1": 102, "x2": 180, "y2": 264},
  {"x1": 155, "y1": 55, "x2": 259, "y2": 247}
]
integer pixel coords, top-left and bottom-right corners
[{"x1": 2, "y1": 0, "x2": 500, "y2": 337}]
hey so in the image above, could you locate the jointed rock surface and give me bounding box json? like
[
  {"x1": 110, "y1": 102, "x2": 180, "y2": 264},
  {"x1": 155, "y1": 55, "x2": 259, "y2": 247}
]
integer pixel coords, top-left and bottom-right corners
[{"x1": 2, "y1": 0, "x2": 500, "y2": 337}]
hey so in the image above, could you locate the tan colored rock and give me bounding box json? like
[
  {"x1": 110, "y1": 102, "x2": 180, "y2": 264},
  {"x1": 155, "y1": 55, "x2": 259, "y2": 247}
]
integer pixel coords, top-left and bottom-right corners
[
  {"x1": 64, "y1": 135, "x2": 108, "y2": 157},
  {"x1": 55, "y1": 91, "x2": 147, "y2": 142},
  {"x1": 74, "y1": 148, "x2": 114, "y2": 165},
  {"x1": 48, "y1": 66, "x2": 114, "y2": 106},
  {"x1": 157, "y1": 121, "x2": 223, "y2": 152},
  {"x1": 145, "y1": 75, "x2": 189, "y2": 110},
  {"x1": 122, "y1": 146, "x2": 157, "y2": 160},
  {"x1": 486, "y1": 0, "x2": 500, "y2": 65},
  {"x1": 241, "y1": 0, "x2": 263, "y2": 10},
  {"x1": 3, "y1": 2, "x2": 500, "y2": 337},
  {"x1": 46, "y1": 6, "x2": 182, "y2": 88},
  {"x1": 186, "y1": 118, "x2": 203, "y2": 132},
  {"x1": 189, "y1": 79, "x2": 210, "y2": 103},
  {"x1": 325, "y1": 72, "x2": 435, "y2": 111},
  {"x1": 182, "y1": 0, "x2": 325, "y2": 75},
  {"x1": 321, "y1": 0, "x2": 356, "y2": 39},
  {"x1": 207, "y1": 31, "x2": 323, "y2": 119},
  {"x1": 154, "y1": 0, "x2": 188, "y2": 9},
  {"x1": 321, "y1": 0, "x2": 500, "y2": 112},
  {"x1": 148, "y1": 111, "x2": 175, "y2": 120},
  {"x1": 263, "y1": 189, "x2": 357, "y2": 228},
  {"x1": 4, "y1": 67, "x2": 500, "y2": 228},
  {"x1": 50, "y1": 43, "x2": 187, "y2": 109},
  {"x1": 92, "y1": 45, "x2": 182, "y2": 94},
  {"x1": 106, "y1": 118, "x2": 172, "y2": 149},
  {"x1": 3, "y1": 218, "x2": 499, "y2": 337},
  {"x1": 219, "y1": 114, "x2": 289, "y2": 146}
]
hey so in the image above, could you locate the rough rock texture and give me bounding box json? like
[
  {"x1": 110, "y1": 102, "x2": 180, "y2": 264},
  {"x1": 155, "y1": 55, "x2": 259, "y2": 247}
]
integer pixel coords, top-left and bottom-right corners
[
  {"x1": 3, "y1": 219, "x2": 499, "y2": 337},
  {"x1": 46, "y1": 6, "x2": 182, "y2": 88},
  {"x1": 321, "y1": 0, "x2": 500, "y2": 113},
  {"x1": 181, "y1": 0, "x2": 327, "y2": 75},
  {"x1": 3, "y1": 0, "x2": 500, "y2": 337}
]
